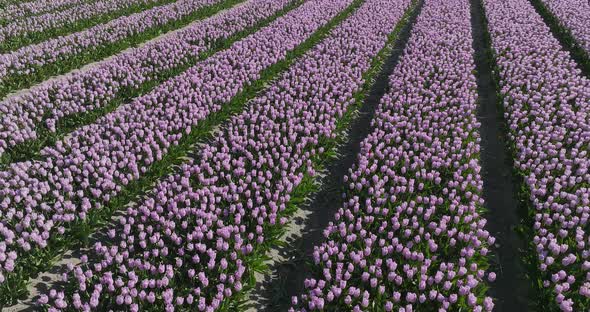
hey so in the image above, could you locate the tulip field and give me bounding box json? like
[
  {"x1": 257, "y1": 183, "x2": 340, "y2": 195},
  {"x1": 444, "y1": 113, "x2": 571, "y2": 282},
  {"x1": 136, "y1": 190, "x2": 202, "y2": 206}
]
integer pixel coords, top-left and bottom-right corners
[{"x1": 0, "y1": 0, "x2": 589, "y2": 310}]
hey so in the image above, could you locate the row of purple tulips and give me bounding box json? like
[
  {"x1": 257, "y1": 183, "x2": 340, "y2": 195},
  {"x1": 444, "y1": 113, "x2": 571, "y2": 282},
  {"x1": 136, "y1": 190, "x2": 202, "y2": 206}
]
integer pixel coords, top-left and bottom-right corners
[{"x1": 40, "y1": 0, "x2": 411, "y2": 309}]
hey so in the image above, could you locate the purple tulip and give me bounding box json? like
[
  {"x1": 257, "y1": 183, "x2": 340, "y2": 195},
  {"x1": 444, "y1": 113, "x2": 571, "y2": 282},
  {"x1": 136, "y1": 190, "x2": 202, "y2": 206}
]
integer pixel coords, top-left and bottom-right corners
[
  {"x1": 39, "y1": 0, "x2": 412, "y2": 309},
  {"x1": 0, "y1": 0, "x2": 178, "y2": 48},
  {"x1": 0, "y1": 0, "x2": 224, "y2": 91},
  {"x1": 0, "y1": 0, "x2": 291, "y2": 162},
  {"x1": 0, "y1": 0, "x2": 84, "y2": 23},
  {"x1": 483, "y1": 0, "x2": 590, "y2": 309},
  {"x1": 0, "y1": 0, "x2": 352, "y2": 287},
  {"x1": 291, "y1": 0, "x2": 496, "y2": 310},
  {"x1": 539, "y1": 0, "x2": 590, "y2": 55}
]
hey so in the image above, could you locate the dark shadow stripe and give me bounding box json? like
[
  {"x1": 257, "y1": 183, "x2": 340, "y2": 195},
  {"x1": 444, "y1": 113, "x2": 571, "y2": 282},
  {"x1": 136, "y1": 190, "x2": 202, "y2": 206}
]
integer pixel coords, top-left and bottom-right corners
[{"x1": 470, "y1": 0, "x2": 534, "y2": 311}]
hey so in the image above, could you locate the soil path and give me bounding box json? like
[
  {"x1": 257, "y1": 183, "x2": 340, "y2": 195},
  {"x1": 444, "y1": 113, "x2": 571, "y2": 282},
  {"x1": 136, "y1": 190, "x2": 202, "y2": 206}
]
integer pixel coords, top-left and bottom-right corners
[{"x1": 470, "y1": 0, "x2": 534, "y2": 310}]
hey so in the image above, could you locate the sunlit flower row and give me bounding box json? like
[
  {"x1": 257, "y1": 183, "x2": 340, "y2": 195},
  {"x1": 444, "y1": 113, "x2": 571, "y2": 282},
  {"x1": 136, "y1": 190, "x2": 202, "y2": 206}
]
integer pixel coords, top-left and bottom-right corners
[
  {"x1": 540, "y1": 0, "x2": 590, "y2": 56},
  {"x1": 291, "y1": 0, "x2": 496, "y2": 310},
  {"x1": 0, "y1": 0, "x2": 83, "y2": 23},
  {"x1": 0, "y1": 0, "x2": 168, "y2": 47},
  {"x1": 0, "y1": 0, "x2": 351, "y2": 287},
  {"x1": 0, "y1": 0, "x2": 292, "y2": 161},
  {"x1": 484, "y1": 0, "x2": 590, "y2": 310},
  {"x1": 40, "y1": 0, "x2": 409, "y2": 310},
  {"x1": 0, "y1": 0, "x2": 221, "y2": 89}
]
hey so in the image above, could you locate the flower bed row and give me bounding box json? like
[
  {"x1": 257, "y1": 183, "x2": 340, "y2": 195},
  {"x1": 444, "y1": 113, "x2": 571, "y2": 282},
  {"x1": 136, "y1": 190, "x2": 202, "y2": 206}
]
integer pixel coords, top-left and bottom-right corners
[
  {"x1": 537, "y1": 0, "x2": 590, "y2": 59},
  {"x1": 482, "y1": 0, "x2": 590, "y2": 310},
  {"x1": 39, "y1": 0, "x2": 411, "y2": 310},
  {"x1": 0, "y1": 0, "x2": 296, "y2": 166},
  {"x1": 0, "y1": 0, "x2": 354, "y2": 305},
  {"x1": 290, "y1": 0, "x2": 496, "y2": 310},
  {"x1": 0, "y1": 0, "x2": 178, "y2": 52},
  {"x1": 0, "y1": 0, "x2": 231, "y2": 99},
  {"x1": 0, "y1": 0, "x2": 83, "y2": 23},
  {"x1": 0, "y1": 0, "x2": 20, "y2": 7}
]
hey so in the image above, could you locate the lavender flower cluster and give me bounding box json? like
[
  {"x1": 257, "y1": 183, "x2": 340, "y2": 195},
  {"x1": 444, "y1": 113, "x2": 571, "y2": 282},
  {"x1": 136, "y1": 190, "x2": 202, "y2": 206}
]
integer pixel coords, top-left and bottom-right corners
[
  {"x1": 540, "y1": 0, "x2": 590, "y2": 56},
  {"x1": 40, "y1": 0, "x2": 410, "y2": 309},
  {"x1": 0, "y1": 0, "x2": 168, "y2": 48},
  {"x1": 0, "y1": 0, "x2": 352, "y2": 288},
  {"x1": 0, "y1": 0, "x2": 292, "y2": 161},
  {"x1": 291, "y1": 0, "x2": 496, "y2": 310},
  {"x1": 484, "y1": 0, "x2": 590, "y2": 310},
  {"x1": 0, "y1": 0, "x2": 83, "y2": 23},
  {"x1": 0, "y1": 0, "x2": 222, "y2": 90},
  {"x1": 0, "y1": 0, "x2": 18, "y2": 6}
]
